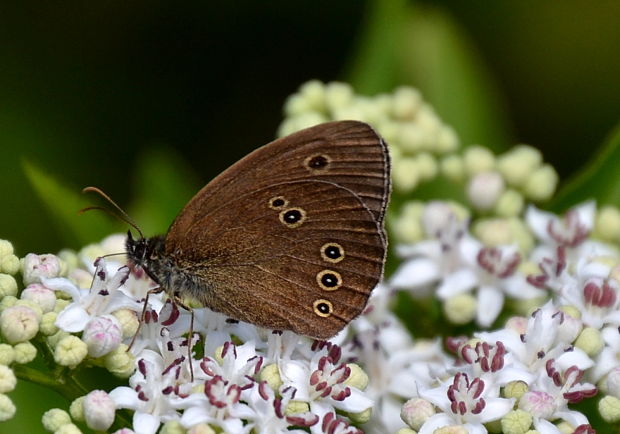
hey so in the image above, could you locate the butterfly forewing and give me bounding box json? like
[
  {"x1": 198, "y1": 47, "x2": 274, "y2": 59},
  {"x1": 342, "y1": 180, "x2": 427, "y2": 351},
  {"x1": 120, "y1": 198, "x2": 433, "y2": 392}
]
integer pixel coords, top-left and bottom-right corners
[{"x1": 164, "y1": 121, "x2": 390, "y2": 338}]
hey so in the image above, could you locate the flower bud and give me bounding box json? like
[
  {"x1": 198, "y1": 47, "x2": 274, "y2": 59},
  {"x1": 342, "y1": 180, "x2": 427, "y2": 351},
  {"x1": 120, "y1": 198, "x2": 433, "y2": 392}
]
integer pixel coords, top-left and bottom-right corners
[
  {"x1": 40, "y1": 312, "x2": 59, "y2": 336},
  {"x1": 598, "y1": 395, "x2": 620, "y2": 423},
  {"x1": 160, "y1": 420, "x2": 184, "y2": 434},
  {"x1": 104, "y1": 344, "x2": 135, "y2": 378},
  {"x1": 187, "y1": 424, "x2": 216, "y2": 434},
  {"x1": 443, "y1": 294, "x2": 477, "y2": 325},
  {"x1": 503, "y1": 381, "x2": 528, "y2": 399},
  {"x1": 0, "y1": 305, "x2": 39, "y2": 344},
  {"x1": 522, "y1": 164, "x2": 558, "y2": 201},
  {"x1": 574, "y1": 327, "x2": 604, "y2": 356},
  {"x1": 0, "y1": 344, "x2": 15, "y2": 365},
  {"x1": 436, "y1": 126, "x2": 459, "y2": 153},
  {"x1": 0, "y1": 274, "x2": 17, "y2": 298},
  {"x1": 54, "y1": 335, "x2": 88, "y2": 368},
  {"x1": 519, "y1": 391, "x2": 555, "y2": 419},
  {"x1": 69, "y1": 396, "x2": 85, "y2": 422},
  {"x1": 0, "y1": 240, "x2": 14, "y2": 257},
  {"x1": 285, "y1": 400, "x2": 310, "y2": 416},
  {"x1": 606, "y1": 367, "x2": 620, "y2": 398},
  {"x1": 464, "y1": 146, "x2": 495, "y2": 175},
  {"x1": 497, "y1": 145, "x2": 542, "y2": 187},
  {"x1": 55, "y1": 423, "x2": 82, "y2": 434},
  {"x1": 0, "y1": 255, "x2": 20, "y2": 276},
  {"x1": 13, "y1": 342, "x2": 37, "y2": 364},
  {"x1": 82, "y1": 315, "x2": 122, "y2": 358},
  {"x1": 0, "y1": 394, "x2": 15, "y2": 421},
  {"x1": 344, "y1": 363, "x2": 369, "y2": 390},
  {"x1": 467, "y1": 171, "x2": 505, "y2": 211},
  {"x1": 21, "y1": 283, "x2": 57, "y2": 313},
  {"x1": 500, "y1": 409, "x2": 533, "y2": 434},
  {"x1": 0, "y1": 365, "x2": 16, "y2": 393},
  {"x1": 348, "y1": 407, "x2": 371, "y2": 424},
  {"x1": 495, "y1": 189, "x2": 524, "y2": 217},
  {"x1": 416, "y1": 153, "x2": 438, "y2": 181},
  {"x1": 112, "y1": 309, "x2": 139, "y2": 339},
  {"x1": 393, "y1": 157, "x2": 420, "y2": 192},
  {"x1": 42, "y1": 408, "x2": 71, "y2": 431},
  {"x1": 259, "y1": 363, "x2": 282, "y2": 391},
  {"x1": 83, "y1": 390, "x2": 116, "y2": 431},
  {"x1": 391, "y1": 86, "x2": 422, "y2": 120},
  {"x1": 401, "y1": 397, "x2": 435, "y2": 430},
  {"x1": 594, "y1": 205, "x2": 620, "y2": 242},
  {"x1": 440, "y1": 154, "x2": 465, "y2": 182},
  {"x1": 22, "y1": 253, "x2": 62, "y2": 285}
]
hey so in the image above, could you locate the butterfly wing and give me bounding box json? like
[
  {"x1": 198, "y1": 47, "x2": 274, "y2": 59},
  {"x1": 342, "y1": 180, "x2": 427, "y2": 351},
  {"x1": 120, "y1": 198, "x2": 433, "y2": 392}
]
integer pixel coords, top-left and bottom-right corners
[{"x1": 165, "y1": 121, "x2": 390, "y2": 338}]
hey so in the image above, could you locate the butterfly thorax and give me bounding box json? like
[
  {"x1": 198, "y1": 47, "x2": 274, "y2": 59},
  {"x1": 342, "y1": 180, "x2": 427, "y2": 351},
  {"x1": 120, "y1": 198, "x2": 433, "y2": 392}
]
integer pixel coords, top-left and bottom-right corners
[{"x1": 125, "y1": 232, "x2": 203, "y2": 297}]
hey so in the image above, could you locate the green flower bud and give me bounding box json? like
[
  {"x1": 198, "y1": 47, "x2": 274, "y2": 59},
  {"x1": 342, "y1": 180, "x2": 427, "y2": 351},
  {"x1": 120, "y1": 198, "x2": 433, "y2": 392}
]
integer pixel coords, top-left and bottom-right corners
[
  {"x1": 594, "y1": 205, "x2": 620, "y2": 242},
  {"x1": 285, "y1": 400, "x2": 309, "y2": 415},
  {"x1": 400, "y1": 398, "x2": 435, "y2": 430},
  {"x1": 187, "y1": 423, "x2": 217, "y2": 434},
  {"x1": 69, "y1": 396, "x2": 85, "y2": 422},
  {"x1": 40, "y1": 312, "x2": 59, "y2": 336},
  {"x1": 599, "y1": 395, "x2": 620, "y2": 423},
  {"x1": 0, "y1": 365, "x2": 16, "y2": 393},
  {"x1": 574, "y1": 327, "x2": 604, "y2": 356},
  {"x1": 54, "y1": 336, "x2": 88, "y2": 368},
  {"x1": 259, "y1": 363, "x2": 282, "y2": 391},
  {"x1": 0, "y1": 394, "x2": 16, "y2": 421},
  {"x1": 0, "y1": 255, "x2": 20, "y2": 276},
  {"x1": 393, "y1": 157, "x2": 420, "y2": 192},
  {"x1": 344, "y1": 363, "x2": 369, "y2": 390},
  {"x1": 440, "y1": 154, "x2": 465, "y2": 182},
  {"x1": 463, "y1": 146, "x2": 495, "y2": 175},
  {"x1": 160, "y1": 420, "x2": 184, "y2": 434},
  {"x1": 54, "y1": 423, "x2": 82, "y2": 434},
  {"x1": 347, "y1": 407, "x2": 371, "y2": 424},
  {"x1": 503, "y1": 381, "x2": 528, "y2": 400},
  {"x1": 0, "y1": 274, "x2": 18, "y2": 298},
  {"x1": 522, "y1": 164, "x2": 558, "y2": 202},
  {"x1": 497, "y1": 145, "x2": 542, "y2": 187},
  {"x1": 500, "y1": 409, "x2": 533, "y2": 434},
  {"x1": 103, "y1": 344, "x2": 135, "y2": 378},
  {"x1": 0, "y1": 240, "x2": 14, "y2": 258},
  {"x1": 13, "y1": 342, "x2": 37, "y2": 364},
  {"x1": 112, "y1": 309, "x2": 140, "y2": 339},
  {"x1": 0, "y1": 344, "x2": 14, "y2": 365},
  {"x1": 494, "y1": 189, "x2": 525, "y2": 217},
  {"x1": 42, "y1": 408, "x2": 71, "y2": 432},
  {"x1": 443, "y1": 293, "x2": 477, "y2": 325}
]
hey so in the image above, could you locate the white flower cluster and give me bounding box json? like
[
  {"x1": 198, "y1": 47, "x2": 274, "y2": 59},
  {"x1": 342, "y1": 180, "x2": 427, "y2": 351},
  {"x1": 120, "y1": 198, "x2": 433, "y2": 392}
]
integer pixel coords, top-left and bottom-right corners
[{"x1": 388, "y1": 200, "x2": 620, "y2": 432}]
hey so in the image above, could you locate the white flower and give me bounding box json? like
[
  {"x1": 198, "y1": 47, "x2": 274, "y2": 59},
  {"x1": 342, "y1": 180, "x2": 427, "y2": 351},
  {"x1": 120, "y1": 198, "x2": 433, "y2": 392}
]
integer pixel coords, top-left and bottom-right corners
[
  {"x1": 244, "y1": 382, "x2": 318, "y2": 433},
  {"x1": 417, "y1": 372, "x2": 515, "y2": 434},
  {"x1": 279, "y1": 343, "x2": 373, "y2": 430},
  {"x1": 198, "y1": 341, "x2": 262, "y2": 390},
  {"x1": 179, "y1": 376, "x2": 254, "y2": 433},
  {"x1": 109, "y1": 351, "x2": 187, "y2": 434},
  {"x1": 46, "y1": 258, "x2": 137, "y2": 333}
]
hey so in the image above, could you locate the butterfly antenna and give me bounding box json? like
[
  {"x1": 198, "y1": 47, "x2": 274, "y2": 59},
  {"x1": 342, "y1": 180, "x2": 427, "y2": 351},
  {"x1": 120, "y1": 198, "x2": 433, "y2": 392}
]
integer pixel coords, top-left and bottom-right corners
[{"x1": 82, "y1": 186, "x2": 144, "y2": 238}]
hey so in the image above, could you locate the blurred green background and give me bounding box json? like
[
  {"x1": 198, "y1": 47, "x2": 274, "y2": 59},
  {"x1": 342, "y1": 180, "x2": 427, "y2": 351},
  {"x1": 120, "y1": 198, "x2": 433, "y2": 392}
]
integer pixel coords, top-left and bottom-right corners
[{"x1": 1, "y1": 1, "x2": 620, "y2": 432}]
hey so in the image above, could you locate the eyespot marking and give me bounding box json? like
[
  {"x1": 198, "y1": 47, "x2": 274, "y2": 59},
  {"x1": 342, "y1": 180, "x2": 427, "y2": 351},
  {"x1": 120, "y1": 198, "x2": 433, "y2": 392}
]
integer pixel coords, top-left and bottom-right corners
[
  {"x1": 313, "y1": 299, "x2": 333, "y2": 317},
  {"x1": 269, "y1": 196, "x2": 288, "y2": 210},
  {"x1": 321, "y1": 243, "x2": 345, "y2": 263},
  {"x1": 279, "y1": 207, "x2": 306, "y2": 228},
  {"x1": 304, "y1": 154, "x2": 331, "y2": 172},
  {"x1": 317, "y1": 269, "x2": 342, "y2": 291}
]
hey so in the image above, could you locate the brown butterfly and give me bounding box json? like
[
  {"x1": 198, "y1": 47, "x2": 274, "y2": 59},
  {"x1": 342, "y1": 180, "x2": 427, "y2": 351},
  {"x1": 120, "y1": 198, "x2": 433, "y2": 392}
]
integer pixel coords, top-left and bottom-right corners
[{"x1": 121, "y1": 120, "x2": 390, "y2": 339}]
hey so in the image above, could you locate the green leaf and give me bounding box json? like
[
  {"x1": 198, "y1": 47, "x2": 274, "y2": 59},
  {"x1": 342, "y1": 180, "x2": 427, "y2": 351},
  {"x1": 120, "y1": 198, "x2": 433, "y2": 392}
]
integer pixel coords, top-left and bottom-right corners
[
  {"x1": 22, "y1": 160, "x2": 120, "y2": 247},
  {"x1": 397, "y1": 6, "x2": 513, "y2": 150},
  {"x1": 346, "y1": 0, "x2": 513, "y2": 150},
  {"x1": 549, "y1": 121, "x2": 620, "y2": 211},
  {"x1": 128, "y1": 146, "x2": 201, "y2": 236}
]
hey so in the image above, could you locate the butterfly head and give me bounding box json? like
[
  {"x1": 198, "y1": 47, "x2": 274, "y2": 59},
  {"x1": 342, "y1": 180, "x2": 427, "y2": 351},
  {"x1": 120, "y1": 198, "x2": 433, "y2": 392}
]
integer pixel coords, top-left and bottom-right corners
[{"x1": 125, "y1": 230, "x2": 165, "y2": 278}]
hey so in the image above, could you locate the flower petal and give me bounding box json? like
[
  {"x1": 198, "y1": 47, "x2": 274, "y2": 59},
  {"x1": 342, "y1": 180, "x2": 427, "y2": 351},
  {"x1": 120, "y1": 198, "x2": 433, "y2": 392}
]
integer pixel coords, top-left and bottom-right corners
[{"x1": 55, "y1": 305, "x2": 91, "y2": 332}]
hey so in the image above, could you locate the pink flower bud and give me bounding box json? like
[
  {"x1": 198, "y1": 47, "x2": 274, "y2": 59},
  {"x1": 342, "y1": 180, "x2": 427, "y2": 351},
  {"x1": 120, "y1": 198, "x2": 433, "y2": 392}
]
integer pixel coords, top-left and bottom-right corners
[
  {"x1": 22, "y1": 254, "x2": 62, "y2": 285},
  {"x1": 83, "y1": 390, "x2": 116, "y2": 431},
  {"x1": 82, "y1": 315, "x2": 122, "y2": 357},
  {"x1": 20, "y1": 284, "x2": 57, "y2": 313}
]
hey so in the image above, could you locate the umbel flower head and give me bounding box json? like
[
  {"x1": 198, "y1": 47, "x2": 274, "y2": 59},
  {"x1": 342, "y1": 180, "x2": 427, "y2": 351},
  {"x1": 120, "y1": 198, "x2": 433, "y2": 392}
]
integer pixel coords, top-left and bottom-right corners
[{"x1": 1, "y1": 81, "x2": 616, "y2": 433}]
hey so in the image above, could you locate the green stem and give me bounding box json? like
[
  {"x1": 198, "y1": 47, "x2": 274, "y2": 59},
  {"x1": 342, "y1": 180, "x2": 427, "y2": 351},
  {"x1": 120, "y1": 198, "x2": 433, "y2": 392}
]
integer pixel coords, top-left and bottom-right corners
[{"x1": 12, "y1": 364, "x2": 86, "y2": 400}]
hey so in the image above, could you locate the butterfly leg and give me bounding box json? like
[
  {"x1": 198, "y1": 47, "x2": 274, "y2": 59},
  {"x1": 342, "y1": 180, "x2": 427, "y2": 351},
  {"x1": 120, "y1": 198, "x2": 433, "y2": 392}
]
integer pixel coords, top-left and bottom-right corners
[
  {"x1": 127, "y1": 285, "x2": 164, "y2": 351},
  {"x1": 171, "y1": 295, "x2": 196, "y2": 382}
]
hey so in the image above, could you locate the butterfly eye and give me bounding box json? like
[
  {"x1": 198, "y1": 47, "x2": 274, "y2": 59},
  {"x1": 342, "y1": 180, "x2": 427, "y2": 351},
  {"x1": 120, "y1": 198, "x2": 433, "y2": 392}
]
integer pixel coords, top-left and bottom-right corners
[
  {"x1": 321, "y1": 243, "x2": 345, "y2": 263},
  {"x1": 313, "y1": 299, "x2": 333, "y2": 317},
  {"x1": 317, "y1": 269, "x2": 342, "y2": 291},
  {"x1": 269, "y1": 196, "x2": 288, "y2": 210},
  {"x1": 304, "y1": 154, "x2": 331, "y2": 172},
  {"x1": 279, "y1": 207, "x2": 306, "y2": 228}
]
